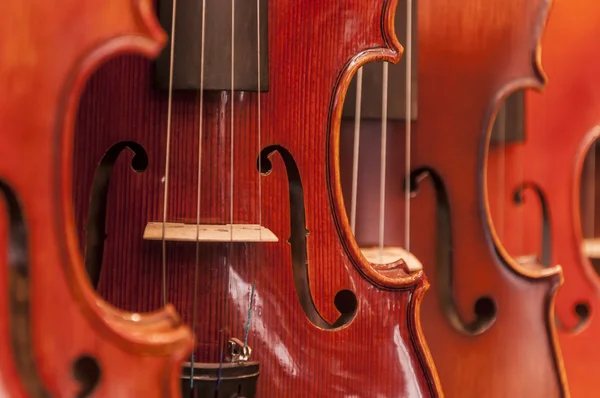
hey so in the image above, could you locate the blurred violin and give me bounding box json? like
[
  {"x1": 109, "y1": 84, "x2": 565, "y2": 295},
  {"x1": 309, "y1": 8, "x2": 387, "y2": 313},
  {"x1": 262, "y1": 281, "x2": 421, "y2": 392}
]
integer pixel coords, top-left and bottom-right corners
[
  {"x1": 71, "y1": 0, "x2": 443, "y2": 396},
  {"x1": 0, "y1": 0, "x2": 194, "y2": 396},
  {"x1": 487, "y1": 0, "x2": 600, "y2": 395},
  {"x1": 339, "y1": 0, "x2": 569, "y2": 396}
]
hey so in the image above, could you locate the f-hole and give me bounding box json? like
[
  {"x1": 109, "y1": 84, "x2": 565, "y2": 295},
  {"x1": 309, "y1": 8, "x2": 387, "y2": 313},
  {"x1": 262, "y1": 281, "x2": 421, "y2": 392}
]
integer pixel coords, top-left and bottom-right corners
[
  {"x1": 258, "y1": 145, "x2": 357, "y2": 329},
  {"x1": 408, "y1": 168, "x2": 497, "y2": 334},
  {"x1": 72, "y1": 355, "x2": 102, "y2": 397},
  {"x1": 512, "y1": 182, "x2": 552, "y2": 267},
  {"x1": 1, "y1": 180, "x2": 50, "y2": 396},
  {"x1": 84, "y1": 141, "x2": 148, "y2": 289},
  {"x1": 555, "y1": 301, "x2": 591, "y2": 333}
]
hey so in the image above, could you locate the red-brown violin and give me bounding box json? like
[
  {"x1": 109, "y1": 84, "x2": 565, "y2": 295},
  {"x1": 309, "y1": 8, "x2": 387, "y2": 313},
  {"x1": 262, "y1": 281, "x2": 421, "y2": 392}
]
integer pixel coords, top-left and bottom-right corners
[
  {"x1": 339, "y1": 0, "x2": 569, "y2": 396},
  {"x1": 487, "y1": 0, "x2": 600, "y2": 395},
  {"x1": 71, "y1": 0, "x2": 443, "y2": 396},
  {"x1": 0, "y1": 0, "x2": 194, "y2": 396}
]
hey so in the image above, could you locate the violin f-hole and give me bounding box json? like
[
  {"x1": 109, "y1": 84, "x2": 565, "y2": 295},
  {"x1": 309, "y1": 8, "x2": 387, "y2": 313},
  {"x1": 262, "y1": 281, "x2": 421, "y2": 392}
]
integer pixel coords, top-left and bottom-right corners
[
  {"x1": 512, "y1": 182, "x2": 552, "y2": 267},
  {"x1": 555, "y1": 301, "x2": 591, "y2": 333},
  {"x1": 84, "y1": 141, "x2": 149, "y2": 289},
  {"x1": 258, "y1": 145, "x2": 358, "y2": 329},
  {"x1": 1, "y1": 179, "x2": 51, "y2": 396},
  {"x1": 408, "y1": 167, "x2": 497, "y2": 334},
  {"x1": 72, "y1": 355, "x2": 102, "y2": 398}
]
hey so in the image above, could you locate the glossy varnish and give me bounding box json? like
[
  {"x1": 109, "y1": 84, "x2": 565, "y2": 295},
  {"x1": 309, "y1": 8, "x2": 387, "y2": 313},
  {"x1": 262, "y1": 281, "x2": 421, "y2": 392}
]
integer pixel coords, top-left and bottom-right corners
[
  {"x1": 0, "y1": 0, "x2": 194, "y2": 396},
  {"x1": 488, "y1": 0, "x2": 600, "y2": 395},
  {"x1": 338, "y1": 0, "x2": 569, "y2": 396},
  {"x1": 73, "y1": 0, "x2": 443, "y2": 396}
]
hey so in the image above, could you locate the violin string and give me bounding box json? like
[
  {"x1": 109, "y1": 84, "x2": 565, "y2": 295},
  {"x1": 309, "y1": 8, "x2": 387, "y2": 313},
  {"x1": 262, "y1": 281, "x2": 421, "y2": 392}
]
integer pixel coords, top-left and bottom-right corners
[
  {"x1": 217, "y1": 0, "x2": 235, "y2": 386},
  {"x1": 404, "y1": 0, "x2": 413, "y2": 252},
  {"x1": 161, "y1": 0, "x2": 178, "y2": 307},
  {"x1": 190, "y1": 0, "x2": 207, "y2": 387},
  {"x1": 379, "y1": 62, "x2": 389, "y2": 263},
  {"x1": 350, "y1": 67, "x2": 363, "y2": 235},
  {"x1": 256, "y1": 0, "x2": 262, "y2": 243},
  {"x1": 496, "y1": 104, "x2": 506, "y2": 254},
  {"x1": 243, "y1": 0, "x2": 261, "y2": 349}
]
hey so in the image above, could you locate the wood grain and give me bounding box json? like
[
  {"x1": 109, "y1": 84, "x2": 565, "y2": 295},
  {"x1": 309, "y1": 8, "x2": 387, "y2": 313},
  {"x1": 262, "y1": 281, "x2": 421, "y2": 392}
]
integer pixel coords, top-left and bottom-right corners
[
  {"x1": 338, "y1": 0, "x2": 569, "y2": 396},
  {"x1": 73, "y1": 0, "x2": 443, "y2": 396},
  {"x1": 0, "y1": 0, "x2": 193, "y2": 396},
  {"x1": 487, "y1": 0, "x2": 600, "y2": 394}
]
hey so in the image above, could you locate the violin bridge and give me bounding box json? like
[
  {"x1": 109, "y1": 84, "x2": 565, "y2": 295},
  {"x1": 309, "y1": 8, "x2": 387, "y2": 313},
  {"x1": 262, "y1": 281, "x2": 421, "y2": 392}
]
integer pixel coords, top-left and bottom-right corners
[
  {"x1": 360, "y1": 246, "x2": 423, "y2": 271},
  {"x1": 142, "y1": 222, "x2": 278, "y2": 243}
]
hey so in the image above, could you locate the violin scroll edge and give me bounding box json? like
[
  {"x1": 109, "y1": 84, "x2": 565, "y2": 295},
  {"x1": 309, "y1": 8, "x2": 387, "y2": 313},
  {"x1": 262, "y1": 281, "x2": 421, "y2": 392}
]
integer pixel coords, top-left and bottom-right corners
[{"x1": 532, "y1": 0, "x2": 553, "y2": 86}]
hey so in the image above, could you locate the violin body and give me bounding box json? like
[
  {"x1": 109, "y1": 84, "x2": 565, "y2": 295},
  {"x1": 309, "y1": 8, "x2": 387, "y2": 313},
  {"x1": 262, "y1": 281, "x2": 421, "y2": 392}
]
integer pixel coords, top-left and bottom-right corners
[
  {"x1": 0, "y1": 0, "x2": 194, "y2": 396},
  {"x1": 340, "y1": 0, "x2": 569, "y2": 396},
  {"x1": 487, "y1": 0, "x2": 600, "y2": 395},
  {"x1": 72, "y1": 0, "x2": 442, "y2": 396}
]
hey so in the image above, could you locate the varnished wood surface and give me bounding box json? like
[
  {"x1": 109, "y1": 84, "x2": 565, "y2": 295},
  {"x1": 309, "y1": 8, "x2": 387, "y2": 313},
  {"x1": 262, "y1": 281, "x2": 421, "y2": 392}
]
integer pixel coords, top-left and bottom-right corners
[
  {"x1": 73, "y1": 0, "x2": 443, "y2": 396},
  {"x1": 0, "y1": 0, "x2": 193, "y2": 396},
  {"x1": 339, "y1": 0, "x2": 569, "y2": 396},
  {"x1": 487, "y1": 0, "x2": 600, "y2": 395}
]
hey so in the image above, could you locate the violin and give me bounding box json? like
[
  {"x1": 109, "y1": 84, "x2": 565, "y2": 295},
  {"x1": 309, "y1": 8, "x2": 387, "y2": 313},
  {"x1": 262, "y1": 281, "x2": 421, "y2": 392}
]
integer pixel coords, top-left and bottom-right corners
[
  {"x1": 71, "y1": 0, "x2": 443, "y2": 396},
  {"x1": 0, "y1": 0, "x2": 194, "y2": 396},
  {"x1": 339, "y1": 0, "x2": 569, "y2": 396},
  {"x1": 487, "y1": 0, "x2": 600, "y2": 395}
]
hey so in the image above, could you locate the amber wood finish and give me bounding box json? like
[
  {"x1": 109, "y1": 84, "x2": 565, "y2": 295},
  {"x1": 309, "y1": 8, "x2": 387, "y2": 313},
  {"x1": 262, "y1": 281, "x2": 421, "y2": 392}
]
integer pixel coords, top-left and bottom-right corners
[
  {"x1": 72, "y1": 0, "x2": 443, "y2": 396},
  {"x1": 487, "y1": 0, "x2": 600, "y2": 395},
  {"x1": 339, "y1": 0, "x2": 569, "y2": 396},
  {"x1": 0, "y1": 0, "x2": 193, "y2": 397}
]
